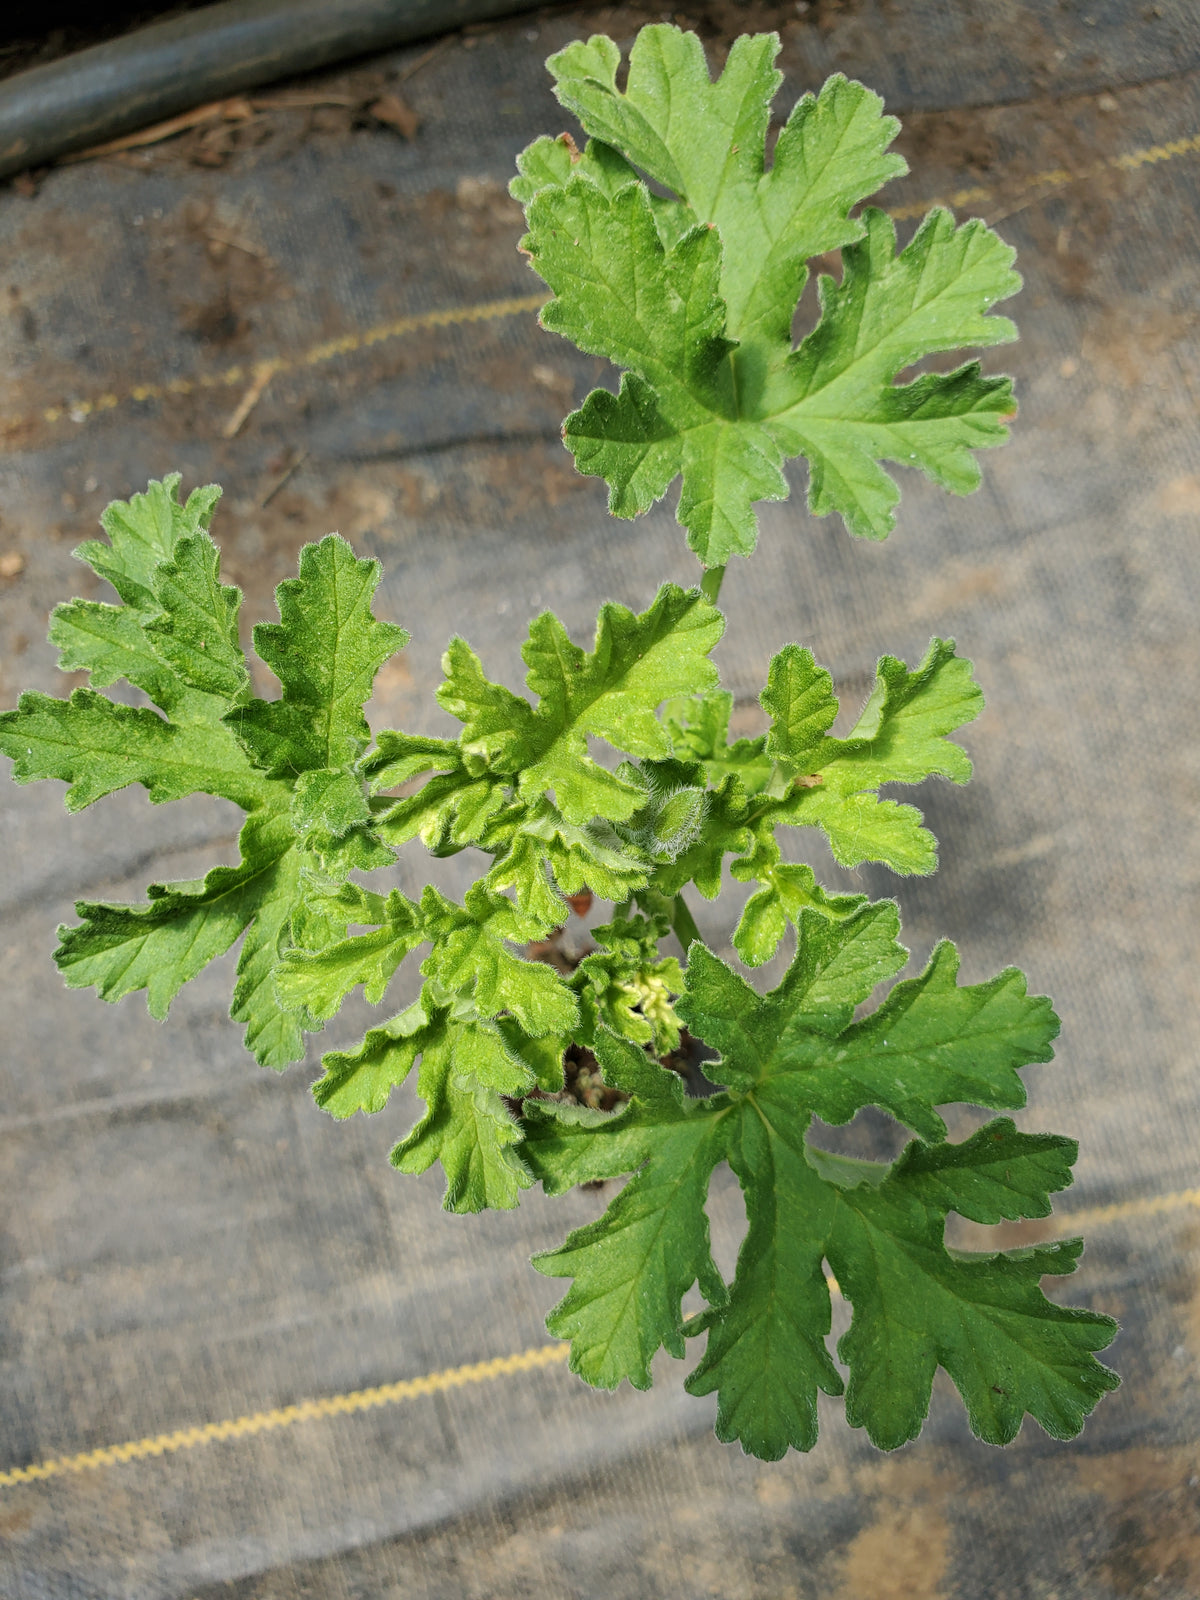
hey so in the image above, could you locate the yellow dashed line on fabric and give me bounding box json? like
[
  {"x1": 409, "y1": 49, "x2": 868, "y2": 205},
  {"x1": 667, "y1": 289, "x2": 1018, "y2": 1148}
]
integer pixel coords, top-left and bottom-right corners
[
  {"x1": 0, "y1": 1342, "x2": 570, "y2": 1488},
  {"x1": 4, "y1": 292, "x2": 546, "y2": 434},
  {"x1": 1, "y1": 1181, "x2": 1197, "y2": 1491},
  {"x1": 886, "y1": 129, "x2": 1200, "y2": 220},
  {"x1": 1054, "y1": 1184, "x2": 1200, "y2": 1232},
  {"x1": 3, "y1": 126, "x2": 1197, "y2": 442}
]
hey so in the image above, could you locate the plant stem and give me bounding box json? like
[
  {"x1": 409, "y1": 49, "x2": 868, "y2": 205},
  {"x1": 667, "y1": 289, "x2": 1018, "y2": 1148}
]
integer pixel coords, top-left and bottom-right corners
[
  {"x1": 700, "y1": 564, "x2": 726, "y2": 605},
  {"x1": 671, "y1": 892, "x2": 702, "y2": 954}
]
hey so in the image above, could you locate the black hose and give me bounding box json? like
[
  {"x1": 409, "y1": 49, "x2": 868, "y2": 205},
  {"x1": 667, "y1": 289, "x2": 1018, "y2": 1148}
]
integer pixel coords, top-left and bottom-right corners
[{"x1": 0, "y1": 0, "x2": 545, "y2": 180}]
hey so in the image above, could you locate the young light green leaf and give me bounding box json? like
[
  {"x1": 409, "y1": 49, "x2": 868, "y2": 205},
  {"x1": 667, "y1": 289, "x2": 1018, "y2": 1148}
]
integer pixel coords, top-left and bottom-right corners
[
  {"x1": 48, "y1": 597, "x2": 181, "y2": 710},
  {"x1": 290, "y1": 767, "x2": 373, "y2": 842},
  {"x1": 774, "y1": 209, "x2": 1018, "y2": 539},
  {"x1": 43, "y1": 498, "x2": 259, "y2": 787},
  {"x1": 731, "y1": 843, "x2": 867, "y2": 967},
  {"x1": 544, "y1": 31, "x2": 905, "y2": 346},
  {"x1": 432, "y1": 585, "x2": 722, "y2": 826},
  {"x1": 361, "y1": 730, "x2": 462, "y2": 793},
  {"x1": 0, "y1": 485, "x2": 425, "y2": 1072},
  {"x1": 314, "y1": 992, "x2": 536, "y2": 1211},
  {"x1": 312, "y1": 994, "x2": 431, "y2": 1118},
  {"x1": 517, "y1": 27, "x2": 1018, "y2": 560},
  {"x1": 761, "y1": 644, "x2": 839, "y2": 768},
  {"x1": 758, "y1": 636, "x2": 984, "y2": 880},
  {"x1": 484, "y1": 803, "x2": 652, "y2": 929},
  {"x1": 142, "y1": 531, "x2": 249, "y2": 703},
  {"x1": 419, "y1": 884, "x2": 577, "y2": 1037},
  {"x1": 573, "y1": 912, "x2": 685, "y2": 1054},
  {"x1": 4, "y1": 488, "x2": 281, "y2": 815},
  {"x1": 662, "y1": 690, "x2": 773, "y2": 795},
  {"x1": 74, "y1": 473, "x2": 222, "y2": 610},
  {"x1": 376, "y1": 766, "x2": 511, "y2": 854},
  {"x1": 230, "y1": 534, "x2": 408, "y2": 776},
  {"x1": 510, "y1": 130, "x2": 643, "y2": 207},
  {"x1": 388, "y1": 1002, "x2": 536, "y2": 1212},
  {"x1": 0, "y1": 687, "x2": 271, "y2": 812},
  {"x1": 275, "y1": 888, "x2": 424, "y2": 1021},
  {"x1": 520, "y1": 587, "x2": 724, "y2": 820}
]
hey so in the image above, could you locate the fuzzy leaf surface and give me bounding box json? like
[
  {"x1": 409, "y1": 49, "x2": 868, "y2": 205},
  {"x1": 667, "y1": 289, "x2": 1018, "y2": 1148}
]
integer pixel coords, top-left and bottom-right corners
[
  {"x1": 315, "y1": 993, "x2": 535, "y2": 1211},
  {"x1": 56, "y1": 809, "x2": 307, "y2": 1066},
  {"x1": 516, "y1": 26, "x2": 1019, "y2": 559},
  {"x1": 230, "y1": 534, "x2": 408, "y2": 777},
  {"x1": 275, "y1": 889, "x2": 425, "y2": 1022},
  {"x1": 429, "y1": 585, "x2": 722, "y2": 826},
  {"x1": 768, "y1": 636, "x2": 983, "y2": 875},
  {"x1": 1, "y1": 481, "x2": 414, "y2": 1069}
]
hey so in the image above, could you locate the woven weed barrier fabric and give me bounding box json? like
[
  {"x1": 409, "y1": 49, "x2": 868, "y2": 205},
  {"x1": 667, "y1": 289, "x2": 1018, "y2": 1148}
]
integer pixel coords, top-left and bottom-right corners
[{"x1": 1, "y1": 2, "x2": 1198, "y2": 1594}]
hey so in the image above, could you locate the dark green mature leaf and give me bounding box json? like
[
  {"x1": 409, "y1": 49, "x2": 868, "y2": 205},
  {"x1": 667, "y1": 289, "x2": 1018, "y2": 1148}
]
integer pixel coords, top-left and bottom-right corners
[
  {"x1": 824, "y1": 1166, "x2": 1116, "y2": 1452},
  {"x1": 515, "y1": 26, "x2": 1019, "y2": 560},
  {"x1": 528, "y1": 1029, "x2": 730, "y2": 1386},
  {"x1": 528, "y1": 908, "x2": 1116, "y2": 1457}
]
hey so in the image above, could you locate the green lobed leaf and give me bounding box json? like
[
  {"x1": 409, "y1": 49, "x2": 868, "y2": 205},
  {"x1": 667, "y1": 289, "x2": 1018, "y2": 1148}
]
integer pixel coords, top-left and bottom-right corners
[
  {"x1": 0, "y1": 686, "x2": 271, "y2": 812},
  {"x1": 529, "y1": 1030, "x2": 730, "y2": 1386},
  {"x1": 142, "y1": 531, "x2": 249, "y2": 704},
  {"x1": 662, "y1": 690, "x2": 774, "y2": 796},
  {"x1": 74, "y1": 473, "x2": 222, "y2": 610},
  {"x1": 1, "y1": 482, "x2": 421, "y2": 1069},
  {"x1": 55, "y1": 808, "x2": 308, "y2": 1067},
  {"x1": 312, "y1": 993, "x2": 432, "y2": 1118},
  {"x1": 275, "y1": 888, "x2": 424, "y2": 1022},
  {"x1": 229, "y1": 534, "x2": 408, "y2": 777},
  {"x1": 770, "y1": 636, "x2": 984, "y2": 873},
  {"x1": 516, "y1": 27, "x2": 1019, "y2": 561},
  {"x1": 419, "y1": 884, "x2": 577, "y2": 1038},
  {"x1": 825, "y1": 1157, "x2": 1118, "y2": 1452},
  {"x1": 391, "y1": 1011, "x2": 535, "y2": 1213},
  {"x1": 732, "y1": 845, "x2": 868, "y2": 967},
  {"x1": 430, "y1": 585, "x2": 723, "y2": 826},
  {"x1": 528, "y1": 908, "x2": 1114, "y2": 1456},
  {"x1": 314, "y1": 991, "x2": 537, "y2": 1212}
]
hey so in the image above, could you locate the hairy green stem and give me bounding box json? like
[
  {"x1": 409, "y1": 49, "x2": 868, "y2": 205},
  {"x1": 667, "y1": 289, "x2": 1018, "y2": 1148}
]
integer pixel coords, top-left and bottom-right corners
[
  {"x1": 699, "y1": 565, "x2": 726, "y2": 605},
  {"x1": 671, "y1": 891, "x2": 702, "y2": 954}
]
